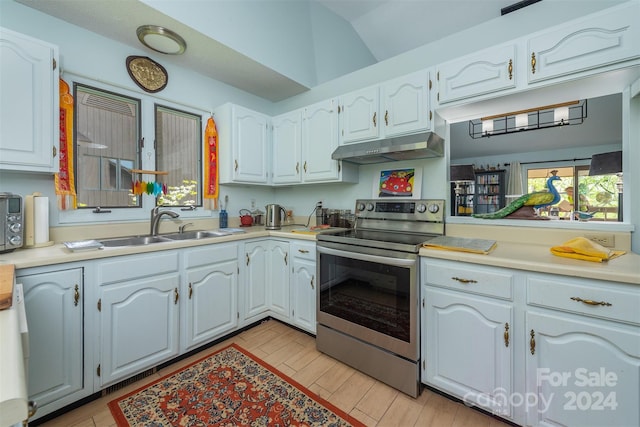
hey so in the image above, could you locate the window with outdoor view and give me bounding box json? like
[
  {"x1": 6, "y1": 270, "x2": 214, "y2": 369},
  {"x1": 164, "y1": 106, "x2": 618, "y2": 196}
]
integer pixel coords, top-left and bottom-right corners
[
  {"x1": 526, "y1": 166, "x2": 621, "y2": 221},
  {"x1": 74, "y1": 84, "x2": 141, "y2": 209},
  {"x1": 74, "y1": 84, "x2": 203, "y2": 211},
  {"x1": 155, "y1": 105, "x2": 202, "y2": 207}
]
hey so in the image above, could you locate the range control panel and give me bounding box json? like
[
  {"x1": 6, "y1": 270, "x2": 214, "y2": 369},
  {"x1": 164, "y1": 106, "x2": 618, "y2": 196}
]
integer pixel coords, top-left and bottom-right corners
[{"x1": 355, "y1": 199, "x2": 445, "y2": 222}]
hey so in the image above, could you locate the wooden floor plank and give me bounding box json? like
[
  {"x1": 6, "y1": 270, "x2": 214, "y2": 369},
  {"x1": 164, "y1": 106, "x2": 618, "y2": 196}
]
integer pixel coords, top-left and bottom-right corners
[{"x1": 36, "y1": 320, "x2": 514, "y2": 427}]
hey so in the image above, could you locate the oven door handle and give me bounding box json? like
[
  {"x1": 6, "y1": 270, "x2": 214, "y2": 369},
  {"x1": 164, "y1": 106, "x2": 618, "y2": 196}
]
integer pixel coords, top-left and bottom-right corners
[{"x1": 317, "y1": 245, "x2": 416, "y2": 268}]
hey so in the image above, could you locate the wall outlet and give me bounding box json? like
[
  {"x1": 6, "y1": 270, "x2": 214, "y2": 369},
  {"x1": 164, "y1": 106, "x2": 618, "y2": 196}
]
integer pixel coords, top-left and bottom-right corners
[{"x1": 584, "y1": 234, "x2": 615, "y2": 248}]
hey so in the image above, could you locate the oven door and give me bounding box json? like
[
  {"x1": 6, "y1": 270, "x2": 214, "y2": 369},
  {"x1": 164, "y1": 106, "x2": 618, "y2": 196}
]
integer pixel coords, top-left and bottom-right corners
[{"x1": 317, "y1": 242, "x2": 419, "y2": 361}]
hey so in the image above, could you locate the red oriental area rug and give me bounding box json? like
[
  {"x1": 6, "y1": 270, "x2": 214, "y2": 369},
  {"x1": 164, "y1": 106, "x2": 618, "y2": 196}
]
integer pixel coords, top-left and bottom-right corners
[{"x1": 108, "y1": 343, "x2": 365, "y2": 426}]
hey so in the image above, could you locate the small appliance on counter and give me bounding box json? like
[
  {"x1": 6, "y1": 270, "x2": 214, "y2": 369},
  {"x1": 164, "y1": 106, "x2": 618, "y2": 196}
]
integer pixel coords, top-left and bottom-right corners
[
  {"x1": 265, "y1": 203, "x2": 286, "y2": 230},
  {"x1": 239, "y1": 209, "x2": 253, "y2": 227},
  {"x1": 0, "y1": 193, "x2": 24, "y2": 253}
]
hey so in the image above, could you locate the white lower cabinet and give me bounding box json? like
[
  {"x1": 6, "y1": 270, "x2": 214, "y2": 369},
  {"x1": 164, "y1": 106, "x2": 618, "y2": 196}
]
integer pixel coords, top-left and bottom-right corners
[
  {"x1": 241, "y1": 239, "x2": 270, "y2": 323},
  {"x1": 17, "y1": 266, "x2": 86, "y2": 420},
  {"x1": 268, "y1": 240, "x2": 290, "y2": 320},
  {"x1": 290, "y1": 241, "x2": 316, "y2": 334},
  {"x1": 240, "y1": 239, "x2": 291, "y2": 325},
  {"x1": 181, "y1": 243, "x2": 239, "y2": 352},
  {"x1": 524, "y1": 273, "x2": 640, "y2": 427},
  {"x1": 423, "y1": 287, "x2": 514, "y2": 417},
  {"x1": 421, "y1": 259, "x2": 515, "y2": 420},
  {"x1": 421, "y1": 258, "x2": 640, "y2": 427},
  {"x1": 96, "y1": 251, "x2": 181, "y2": 387}
]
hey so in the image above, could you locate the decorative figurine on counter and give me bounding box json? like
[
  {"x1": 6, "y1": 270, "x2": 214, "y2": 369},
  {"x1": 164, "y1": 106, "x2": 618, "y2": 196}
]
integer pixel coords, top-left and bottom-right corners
[
  {"x1": 574, "y1": 211, "x2": 596, "y2": 221},
  {"x1": 473, "y1": 170, "x2": 561, "y2": 219}
]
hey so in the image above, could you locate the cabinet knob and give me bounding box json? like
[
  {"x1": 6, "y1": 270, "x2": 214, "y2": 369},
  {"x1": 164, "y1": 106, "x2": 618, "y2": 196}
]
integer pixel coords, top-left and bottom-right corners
[
  {"x1": 531, "y1": 52, "x2": 537, "y2": 74},
  {"x1": 530, "y1": 329, "x2": 536, "y2": 355},
  {"x1": 73, "y1": 284, "x2": 80, "y2": 306},
  {"x1": 504, "y1": 322, "x2": 510, "y2": 347},
  {"x1": 451, "y1": 276, "x2": 477, "y2": 284},
  {"x1": 570, "y1": 296, "x2": 611, "y2": 307},
  {"x1": 508, "y1": 58, "x2": 513, "y2": 80}
]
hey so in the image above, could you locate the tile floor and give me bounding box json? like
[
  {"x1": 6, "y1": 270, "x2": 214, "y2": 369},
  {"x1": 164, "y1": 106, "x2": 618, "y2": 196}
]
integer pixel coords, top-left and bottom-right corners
[{"x1": 37, "y1": 320, "x2": 512, "y2": 427}]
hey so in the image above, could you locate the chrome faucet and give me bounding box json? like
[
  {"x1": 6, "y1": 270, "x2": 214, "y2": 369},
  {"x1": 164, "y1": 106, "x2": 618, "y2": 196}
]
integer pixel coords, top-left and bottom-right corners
[
  {"x1": 178, "y1": 222, "x2": 193, "y2": 233},
  {"x1": 150, "y1": 206, "x2": 179, "y2": 235}
]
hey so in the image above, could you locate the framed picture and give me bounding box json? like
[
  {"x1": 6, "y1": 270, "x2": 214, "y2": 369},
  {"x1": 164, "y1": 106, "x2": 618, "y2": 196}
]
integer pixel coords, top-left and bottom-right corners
[{"x1": 373, "y1": 167, "x2": 422, "y2": 199}]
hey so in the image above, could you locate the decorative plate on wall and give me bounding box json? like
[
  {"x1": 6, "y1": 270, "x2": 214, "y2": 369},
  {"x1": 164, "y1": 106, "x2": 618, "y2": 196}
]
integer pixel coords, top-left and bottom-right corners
[{"x1": 126, "y1": 55, "x2": 168, "y2": 93}]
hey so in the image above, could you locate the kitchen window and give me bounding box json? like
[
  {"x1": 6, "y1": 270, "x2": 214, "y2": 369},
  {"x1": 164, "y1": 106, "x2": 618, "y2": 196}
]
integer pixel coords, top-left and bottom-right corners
[
  {"x1": 526, "y1": 165, "x2": 620, "y2": 221},
  {"x1": 66, "y1": 81, "x2": 204, "y2": 223}
]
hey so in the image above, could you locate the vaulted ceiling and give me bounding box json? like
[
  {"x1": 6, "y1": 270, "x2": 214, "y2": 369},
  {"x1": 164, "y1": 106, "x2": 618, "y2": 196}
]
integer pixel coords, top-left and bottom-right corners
[{"x1": 15, "y1": 0, "x2": 519, "y2": 101}]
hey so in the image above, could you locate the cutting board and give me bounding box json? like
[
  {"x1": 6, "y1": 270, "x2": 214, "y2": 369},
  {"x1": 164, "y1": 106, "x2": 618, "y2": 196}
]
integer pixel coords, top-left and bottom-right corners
[{"x1": 0, "y1": 264, "x2": 15, "y2": 310}]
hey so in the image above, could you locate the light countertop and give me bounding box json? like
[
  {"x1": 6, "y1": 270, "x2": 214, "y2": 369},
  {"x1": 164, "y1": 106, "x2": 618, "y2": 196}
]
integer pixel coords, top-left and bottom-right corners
[
  {"x1": 0, "y1": 226, "x2": 328, "y2": 270},
  {"x1": 2, "y1": 225, "x2": 638, "y2": 285},
  {"x1": 419, "y1": 241, "x2": 640, "y2": 285}
]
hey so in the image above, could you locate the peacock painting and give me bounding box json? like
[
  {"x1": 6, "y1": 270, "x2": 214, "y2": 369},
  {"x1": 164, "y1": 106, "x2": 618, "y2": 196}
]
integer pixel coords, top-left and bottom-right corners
[{"x1": 473, "y1": 170, "x2": 561, "y2": 219}]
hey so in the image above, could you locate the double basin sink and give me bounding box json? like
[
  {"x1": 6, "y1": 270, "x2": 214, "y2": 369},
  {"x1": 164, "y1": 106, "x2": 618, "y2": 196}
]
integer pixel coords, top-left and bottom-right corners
[{"x1": 100, "y1": 230, "x2": 232, "y2": 247}]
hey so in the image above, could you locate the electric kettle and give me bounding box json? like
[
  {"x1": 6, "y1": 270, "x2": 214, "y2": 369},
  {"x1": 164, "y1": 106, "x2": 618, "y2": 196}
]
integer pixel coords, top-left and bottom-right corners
[{"x1": 265, "y1": 204, "x2": 286, "y2": 230}]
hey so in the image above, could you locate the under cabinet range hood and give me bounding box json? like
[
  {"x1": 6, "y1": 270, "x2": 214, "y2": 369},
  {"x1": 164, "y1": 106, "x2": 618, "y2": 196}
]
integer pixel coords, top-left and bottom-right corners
[{"x1": 331, "y1": 132, "x2": 444, "y2": 164}]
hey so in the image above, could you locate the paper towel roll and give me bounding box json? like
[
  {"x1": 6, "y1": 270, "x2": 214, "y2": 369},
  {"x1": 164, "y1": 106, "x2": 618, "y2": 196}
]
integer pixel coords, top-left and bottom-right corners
[{"x1": 34, "y1": 196, "x2": 49, "y2": 245}]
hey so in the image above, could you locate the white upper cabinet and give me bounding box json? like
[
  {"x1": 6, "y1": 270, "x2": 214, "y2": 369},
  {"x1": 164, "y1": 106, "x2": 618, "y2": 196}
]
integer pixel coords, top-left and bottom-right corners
[
  {"x1": 0, "y1": 27, "x2": 59, "y2": 173},
  {"x1": 436, "y1": 44, "x2": 517, "y2": 105},
  {"x1": 272, "y1": 109, "x2": 303, "y2": 184},
  {"x1": 381, "y1": 70, "x2": 432, "y2": 137},
  {"x1": 527, "y1": 1, "x2": 640, "y2": 83},
  {"x1": 339, "y1": 70, "x2": 433, "y2": 144},
  {"x1": 339, "y1": 85, "x2": 380, "y2": 144},
  {"x1": 302, "y1": 98, "x2": 357, "y2": 183},
  {"x1": 272, "y1": 99, "x2": 357, "y2": 185},
  {"x1": 215, "y1": 103, "x2": 270, "y2": 184}
]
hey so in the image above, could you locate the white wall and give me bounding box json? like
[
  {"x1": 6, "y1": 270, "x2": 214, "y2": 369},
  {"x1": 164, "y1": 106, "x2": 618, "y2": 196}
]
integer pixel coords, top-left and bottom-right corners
[{"x1": 141, "y1": 0, "x2": 376, "y2": 88}]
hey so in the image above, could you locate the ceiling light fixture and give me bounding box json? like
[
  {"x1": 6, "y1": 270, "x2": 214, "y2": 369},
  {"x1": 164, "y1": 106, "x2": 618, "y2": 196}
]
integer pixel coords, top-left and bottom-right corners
[
  {"x1": 137, "y1": 25, "x2": 186, "y2": 55},
  {"x1": 468, "y1": 99, "x2": 587, "y2": 139}
]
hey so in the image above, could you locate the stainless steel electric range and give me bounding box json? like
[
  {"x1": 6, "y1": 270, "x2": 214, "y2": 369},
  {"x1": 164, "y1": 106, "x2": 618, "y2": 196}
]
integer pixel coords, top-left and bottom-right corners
[{"x1": 316, "y1": 198, "x2": 445, "y2": 397}]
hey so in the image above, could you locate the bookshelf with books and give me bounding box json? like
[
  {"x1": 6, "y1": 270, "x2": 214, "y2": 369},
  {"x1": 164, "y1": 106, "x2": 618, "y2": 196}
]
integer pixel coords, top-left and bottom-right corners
[{"x1": 474, "y1": 170, "x2": 506, "y2": 214}]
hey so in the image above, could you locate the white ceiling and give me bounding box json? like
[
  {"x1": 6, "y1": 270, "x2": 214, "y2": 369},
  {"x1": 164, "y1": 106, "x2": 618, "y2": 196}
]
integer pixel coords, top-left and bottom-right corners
[
  {"x1": 316, "y1": 0, "x2": 511, "y2": 62},
  {"x1": 15, "y1": 0, "x2": 515, "y2": 101}
]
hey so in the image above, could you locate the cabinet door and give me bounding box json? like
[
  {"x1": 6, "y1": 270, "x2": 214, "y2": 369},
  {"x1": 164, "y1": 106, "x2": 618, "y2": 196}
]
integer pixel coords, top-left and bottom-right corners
[
  {"x1": 527, "y1": 3, "x2": 640, "y2": 84},
  {"x1": 272, "y1": 110, "x2": 302, "y2": 184},
  {"x1": 183, "y1": 259, "x2": 238, "y2": 352},
  {"x1": 99, "y1": 274, "x2": 180, "y2": 387},
  {"x1": 0, "y1": 28, "x2": 59, "y2": 172},
  {"x1": 437, "y1": 44, "x2": 516, "y2": 104},
  {"x1": 291, "y1": 256, "x2": 316, "y2": 334},
  {"x1": 302, "y1": 98, "x2": 341, "y2": 182},
  {"x1": 18, "y1": 268, "x2": 84, "y2": 414},
  {"x1": 243, "y1": 240, "x2": 269, "y2": 320},
  {"x1": 423, "y1": 287, "x2": 514, "y2": 418},
  {"x1": 381, "y1": 70, "x2": 431, "y2": 137},
  {"x1": 268, "y1": 240, "x2": 290, "y2": 318},
  {"x1": 339, "y1": 86, "x2": 380, "y2": 143},
  {"x1": 526, "y1": 311, "x2": 640, "y2": 427},
  {"x1": 233, "y1": 105, "x2": 270, "y2": 183}
]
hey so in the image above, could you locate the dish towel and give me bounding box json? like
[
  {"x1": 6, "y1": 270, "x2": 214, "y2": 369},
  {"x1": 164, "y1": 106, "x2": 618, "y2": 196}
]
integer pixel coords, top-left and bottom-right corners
[{"x1": 550, "y1": 237, "x2": 625, "y2": 262}]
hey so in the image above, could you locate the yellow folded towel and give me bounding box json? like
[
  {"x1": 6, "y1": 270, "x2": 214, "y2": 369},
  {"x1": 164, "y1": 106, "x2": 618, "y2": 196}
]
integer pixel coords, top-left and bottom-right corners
[{"x1": 550, "y1": 237, "x2": 625, "y2": 262}]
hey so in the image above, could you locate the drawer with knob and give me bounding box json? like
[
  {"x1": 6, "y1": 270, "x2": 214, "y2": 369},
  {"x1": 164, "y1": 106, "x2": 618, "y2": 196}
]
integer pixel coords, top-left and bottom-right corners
[
  {"x1": 423, "y1": 259, "x2": 514, "y2": 300},
  {"x1": 526, "y1": 272, "x2": 640, "y2": 325}
]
